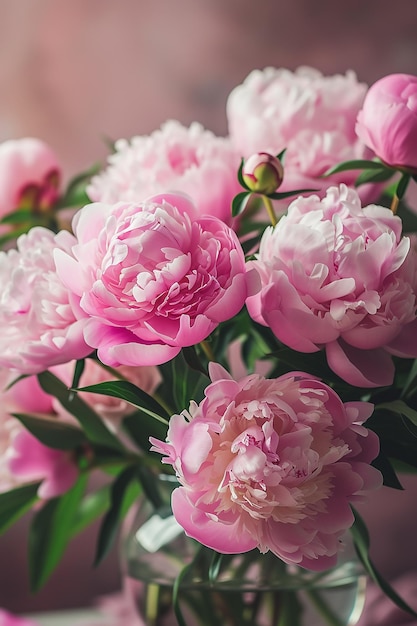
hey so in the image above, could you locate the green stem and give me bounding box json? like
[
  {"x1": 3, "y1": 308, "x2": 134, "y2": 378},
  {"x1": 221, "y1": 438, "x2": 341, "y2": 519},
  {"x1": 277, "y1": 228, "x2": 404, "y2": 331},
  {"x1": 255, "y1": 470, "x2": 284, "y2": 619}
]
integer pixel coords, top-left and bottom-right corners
[
  {"x1": 146, "y1": 583, "x2": 160, "y2": 626},
  {"x1": 200, "y1": 340, "x2": 215, "y2": 361},
  {"x1": 262, "y1": 195, "x2": 278, "y2": 227},
  {"x1": 306, "y1": 588, "x2": 345, "y2": 626},
  {"x1": 390, "y1": 194, "x2": 400, "y2": 214}
]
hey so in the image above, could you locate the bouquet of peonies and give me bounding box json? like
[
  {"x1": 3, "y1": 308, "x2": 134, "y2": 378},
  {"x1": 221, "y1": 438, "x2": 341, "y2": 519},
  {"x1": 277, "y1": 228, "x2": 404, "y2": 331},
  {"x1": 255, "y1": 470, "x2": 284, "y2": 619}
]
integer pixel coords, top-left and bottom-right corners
[{"x1": 1, "y1": 67, "x2": 417, "y2": 625}]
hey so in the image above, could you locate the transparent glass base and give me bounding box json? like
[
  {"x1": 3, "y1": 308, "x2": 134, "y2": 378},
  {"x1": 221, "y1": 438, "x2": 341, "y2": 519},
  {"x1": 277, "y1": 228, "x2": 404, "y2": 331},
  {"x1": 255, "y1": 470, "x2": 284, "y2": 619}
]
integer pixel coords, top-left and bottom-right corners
[{"x1": 122, "y1": 477, "x2": 366, "y2": 626}]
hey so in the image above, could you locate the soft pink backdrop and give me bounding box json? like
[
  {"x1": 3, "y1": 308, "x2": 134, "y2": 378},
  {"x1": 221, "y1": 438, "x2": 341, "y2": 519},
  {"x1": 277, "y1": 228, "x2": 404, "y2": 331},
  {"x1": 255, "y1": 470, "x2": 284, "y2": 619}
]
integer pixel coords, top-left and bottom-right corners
[{"x1": 1, "y1": 0, "x2": 417, "y2": 616}]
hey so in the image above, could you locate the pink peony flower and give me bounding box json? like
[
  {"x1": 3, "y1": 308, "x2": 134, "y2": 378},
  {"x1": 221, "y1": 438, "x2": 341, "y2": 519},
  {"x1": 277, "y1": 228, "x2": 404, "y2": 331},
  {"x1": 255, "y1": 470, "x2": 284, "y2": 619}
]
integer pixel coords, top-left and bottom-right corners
[
  {"x1": 246, "y1": 185, "x2": 417, "y2": 388},
  {"x1": 227, "y1": 67, "x2": 375, "y2": 201},
  {"x1": 356, "y1": 73, "x2": 417, "y2": 172},
  {"x1": 151, "y1": 363, "x2": 382, "y2": 571},
  {"x1": 0, "y1": 138, "x2": 60, "y2": 219},
  {"x1": 55, "y1": 193, "x2": 247, "y2": 367},
  {"x1": 7, "y1": 427, "x2": 78, "y2": 499},
  {"x1": 0, "y1": 226, "x2": 91, "y2": 374},
  {"x1": 0, "y1": 609, "x2": 39, "y2": 626},
  {"x1": 87, "y1": 120, "x2": 241, "y2": 226},
  {"x1": 0, "y1": 372, "x2": 79, "y2": 499}
]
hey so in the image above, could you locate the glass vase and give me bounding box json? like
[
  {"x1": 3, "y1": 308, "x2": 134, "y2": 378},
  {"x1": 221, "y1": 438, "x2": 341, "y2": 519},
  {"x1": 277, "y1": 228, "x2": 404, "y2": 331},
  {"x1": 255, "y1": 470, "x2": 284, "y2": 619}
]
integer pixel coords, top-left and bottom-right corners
[{"x1": 122, "y1": 475, "x2": 366, "y2": 626}]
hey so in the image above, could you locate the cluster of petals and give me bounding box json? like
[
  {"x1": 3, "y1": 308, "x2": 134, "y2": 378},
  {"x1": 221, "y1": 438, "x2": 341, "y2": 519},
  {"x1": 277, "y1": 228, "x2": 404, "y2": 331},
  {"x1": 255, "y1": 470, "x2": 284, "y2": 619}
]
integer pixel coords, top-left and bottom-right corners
[
  {"x1": 55, "y1": 193, "x2": 247, "y2": 367},
  {"x1": 0, "y1": 227, "x2": 91, "y2": 375},
  {"x1": 0, "y1": 372, "x2": 78, "y2": 499},
  {"x1": 246, "y1": 185, "x2": 417, "y2": 387},
  {"x1": 0, "y1": 137, "x2": 60, "y2": 219},
  {"x1": 151, "y1": 363, "x2": 381, "y2": 570},
  {"x1": 87, "y1": 120, "x2": 241, "y2": 226},
  {"x1": 356, "y1": 73, "x2": 417, "y2": 172},
  {"x1": 227, "y1": 67, "x2": 374, "y2": 201}
]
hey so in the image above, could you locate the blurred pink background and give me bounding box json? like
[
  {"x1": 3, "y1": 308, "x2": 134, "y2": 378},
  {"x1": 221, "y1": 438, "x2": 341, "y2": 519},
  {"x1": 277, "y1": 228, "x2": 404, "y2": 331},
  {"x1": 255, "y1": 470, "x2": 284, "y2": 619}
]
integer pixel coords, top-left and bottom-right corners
[{"x1": 1, "y1": 0, "x2": 417, "y2": 617}]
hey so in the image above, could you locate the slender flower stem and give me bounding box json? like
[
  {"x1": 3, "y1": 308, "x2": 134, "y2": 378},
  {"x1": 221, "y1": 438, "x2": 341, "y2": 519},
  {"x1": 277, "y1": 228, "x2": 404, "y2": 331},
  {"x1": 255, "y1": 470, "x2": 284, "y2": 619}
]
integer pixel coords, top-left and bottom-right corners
[
  {"x1": 262, "y1": 195, "x2": 278, "y2": 227},
  {"x1": 390, "y1": 194, "x2": 400, "y2": 214},
  {"x1": 306, "y1": 589, "x2": 345, "y2": 626},
  {"x1": 200, "y1": 340, "x2": 215, "y2": 361}
]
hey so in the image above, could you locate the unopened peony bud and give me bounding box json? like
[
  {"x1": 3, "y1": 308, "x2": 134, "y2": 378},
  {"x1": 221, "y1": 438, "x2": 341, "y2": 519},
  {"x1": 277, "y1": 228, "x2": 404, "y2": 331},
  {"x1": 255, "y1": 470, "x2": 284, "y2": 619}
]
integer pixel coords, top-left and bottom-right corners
[
  {"x1": 242, "y1": 152, "x2": 284, "y2": 194},
  {"x1": 356, "y1": 73, "x2": 417, "y2": 172}
]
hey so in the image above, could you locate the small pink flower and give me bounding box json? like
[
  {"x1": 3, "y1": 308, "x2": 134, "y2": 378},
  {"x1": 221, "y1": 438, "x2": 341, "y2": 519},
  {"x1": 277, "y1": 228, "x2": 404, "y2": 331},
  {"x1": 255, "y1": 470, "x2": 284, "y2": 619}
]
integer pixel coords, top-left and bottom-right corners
[
  {"x1": 7, "y1": 428, "x2": 78, "y2": 499},
  {"x1": 151, "y1": 363, "x2": 381, "y2": 571},
  {"x1": 356, "y1": 73, "x2": 417, "y2": 172},
  {"x1": 55, "y1": 193, "x2": 247, "y2": 367},
  {"x1": 0, "y1": 227, "x2": 91, "y2": 374},
  {"x1": 87, "y1": 120, "x2": 241, "y2": 226},
  {"x1": 246, "y1": 185, "x2": 417, "y2": 387},
  {"x1": 227, "y1": 67, "x2": 376, "y2": 202},
  {"x1": 0, "y1": 138, "x2": 60, "y2": 219},
  {"x1": 0, "y1": 609, "x2": 39, "y2": 626}
]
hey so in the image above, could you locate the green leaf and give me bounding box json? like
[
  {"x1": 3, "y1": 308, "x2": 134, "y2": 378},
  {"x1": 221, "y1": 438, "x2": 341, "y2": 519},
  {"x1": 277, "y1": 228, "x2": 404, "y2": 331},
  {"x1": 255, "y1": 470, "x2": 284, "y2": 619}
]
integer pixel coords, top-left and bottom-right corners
[
  {"x1": 38, "y1": 371, "x2": 125, "y2": 453},
  {"x1": 324, "y1": 159, "x2": 387, "y2": 176},
  {"x1": 29, "y1": 475, "x2": 87, "y2": 591},
  {"x1": 268, "y1": 187, "x2": 318, "y2": 200},
  {"x1": 351, "y1": 509, "x2": 417, "y2": 619},
  {"x1": 12, "y1": 412, "x2": 86, "y2": 450},
  {"x1": 236, "y1": 157, "x2": 248, "y2": 190},
  {"x1": 377, "y1": 400, "x2": 417, "y2": 427},
  {"x1": 232, "y1": 191, "x2": 251, "y2": 217},
  {"x1": 94, "y1": 466, "x2": 141, "y2": 565},
  {"x1": 276, "y1": 148, "x2": 286, "y2": 163},
  {"x1": 396, "y1": 173, "x2": 411, "y2": 200},
  {"x1": 75, "y1": 380, "x2": 170, "y2": 425},
  {"x1": 0, "y1": 208, "x2": 32, "y2": 225},
  {"x1": 208, "y1": 551, "x2": 223, "y2": 583},
  {"x1": 56, "y1": 162, "x2": 101, "y2": 209},
  {"x1": 70, "y1": 485, "x2": 112, "y2": 538},
  {"x1": 354, "y1": 168, "x2": 394, "y2": 187},
  {"x1": 0, "y1": 483, "x2": 40, "y2": 535},
  {"x1": 123, "y1": 409, "x2": 168, "y2": 452}
]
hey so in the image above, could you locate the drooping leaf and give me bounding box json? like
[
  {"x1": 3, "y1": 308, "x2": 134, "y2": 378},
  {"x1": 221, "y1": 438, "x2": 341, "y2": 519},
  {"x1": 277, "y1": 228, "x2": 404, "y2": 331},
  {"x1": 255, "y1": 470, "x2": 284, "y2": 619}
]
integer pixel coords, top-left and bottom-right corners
[
  {"x1": 354, "y1": 168, "x2": 394, "y2": 187},
  {"x1": 75, "y1": 380, "x2": 170, "y2": 425},
  {"x1": 0, "y1": 483, "x2": 40, "y2": 535},
  {"x1": 70, "y1": 485, "x2": 112, "y2": 538},
  {"x1": 37, "y1": 371, "x2": 124, "y2": 452},
  {"x1": 396, "y1": 173, "x2": 411, "y2": 200},
  {"x1": 268, "y1": 187, "x2": 318, "y2": 200},
  {"x1": 29, "y1": 474, "x2": 87, "y2": 591},
  {"x1": 12, "y1": 412, "x2": 86, "y2": 450},
  {"x1": 123, "y1": 409, "x2": 168, "y2": 452},
  {"x1": 94, "y1": 466, "x2": 141, "y2": 566},
  {"x1": 324, "y1": 159, "x2": 386, "y2": 176},
  {"x1": 351, "y1": 509, "x2": 417, "y2": 619}
]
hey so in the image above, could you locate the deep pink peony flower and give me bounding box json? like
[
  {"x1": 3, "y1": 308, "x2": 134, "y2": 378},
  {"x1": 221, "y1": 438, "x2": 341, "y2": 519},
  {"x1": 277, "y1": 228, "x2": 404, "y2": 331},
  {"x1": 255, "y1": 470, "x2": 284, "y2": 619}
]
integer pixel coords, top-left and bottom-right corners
[
  {"x1": 87, "y1": 120, "x2": 241, "y2": 226},
  {"x1": 0, "y1": 609, "x2": 39, "y2": 626},
  {"x1": 0, "y1": 227, "x2": 91, "y2": 374},
  {"x1": 151, "y1": 363, "x2": 381, "y2": 571},
  {"x1": 356, "y1": 73, "x2": 417, "y2": 172},
  {"x1": 246, "y1": 185, "x2": 417, "y2": 387},
  {"x1": 0, "y1": 138, "x2": 60, "y2": 218},
  {"x1": 227, "y1": 67, "x2": 375, "y2": 202},
  {"x1": 55, "y1": 193, "x2": 247, "y2": 367}
]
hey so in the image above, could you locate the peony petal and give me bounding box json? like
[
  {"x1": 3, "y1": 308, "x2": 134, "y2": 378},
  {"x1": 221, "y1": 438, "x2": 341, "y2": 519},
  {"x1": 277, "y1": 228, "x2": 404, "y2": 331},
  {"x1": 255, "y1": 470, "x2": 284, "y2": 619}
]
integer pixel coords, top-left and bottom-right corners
[{"x1": 326, "y1": 340, "x2": 394, "y2": 387}]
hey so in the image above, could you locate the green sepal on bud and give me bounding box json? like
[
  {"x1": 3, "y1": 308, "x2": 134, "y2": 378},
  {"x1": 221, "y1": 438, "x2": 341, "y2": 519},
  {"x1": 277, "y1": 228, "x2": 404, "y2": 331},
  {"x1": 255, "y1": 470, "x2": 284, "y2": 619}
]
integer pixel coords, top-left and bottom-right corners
[{"x1": 241, "y1": 152, "x2": 284, "y2": 195}]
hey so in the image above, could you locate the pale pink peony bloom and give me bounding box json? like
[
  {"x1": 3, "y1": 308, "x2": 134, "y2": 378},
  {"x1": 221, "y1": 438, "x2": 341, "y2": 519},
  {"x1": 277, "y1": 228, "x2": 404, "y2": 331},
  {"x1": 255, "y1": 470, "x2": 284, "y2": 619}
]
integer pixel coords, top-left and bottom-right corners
[
  {"x1": 0, "y1": 609, "x2": 39, "y2": 626},
  {"x1": 0, "y1": 138, "x2": 60, "y2": 218},
  {"x1": 246, "y1": 185, "x2": 417, "y2": 387},
  {"x1": 151, "y1": 363, "x2": 381, "y2": 571},
  {"x1": 0, "y1": 226, "x2": 91, "y2": 374},
  {"x1": 356, "y1": 73, "x2": 417, "y2": 172},
  {"x1": 87, "y1": 120, "x2": 241, "y2": 226},
  {"x1": 55, "y1": 193, "x2": 247, "y2": 367},
  {"x1": 227, "y1": 67, "x2": 375, "y2": 201},
  {"x1": 0, "y1": 372, "x2": 78, "y2": 499},
  {"x1": 7, "y1": 428, "x2": 78, "y2": 499}
]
